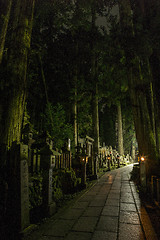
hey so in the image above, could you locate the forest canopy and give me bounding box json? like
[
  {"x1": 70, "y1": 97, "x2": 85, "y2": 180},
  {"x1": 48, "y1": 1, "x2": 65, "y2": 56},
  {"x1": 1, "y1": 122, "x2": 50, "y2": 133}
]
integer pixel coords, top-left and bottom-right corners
[{"x1": 0, "y1": 0, "x2": 160, "y2": 176}]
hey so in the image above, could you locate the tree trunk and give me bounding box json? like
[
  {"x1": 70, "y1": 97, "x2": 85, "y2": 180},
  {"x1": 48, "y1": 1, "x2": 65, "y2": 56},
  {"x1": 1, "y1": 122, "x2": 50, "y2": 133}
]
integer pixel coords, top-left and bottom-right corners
[
  {"x1": 118, "y1": 0, "x2": 159, "y2": 176},
  {"x1": 72, "y1": 42, "x2": 78, "y2": 153},
  {"x1": 91, "y1": 0, "x2": 99, "y2": 175},
  {"x1": 0, "y1": 0, "x2": 35, "y2": 149},
  {"x1": 0, "y1": 0, "x2": 12, "y2": 64},
  {"x1": 73, "y1": 80, "x2": 78, "y2": 149},
  {"x1": 92, "y1": 84, "x2": 99, "y2": 156},
  {"x1": 117, "y1": 101, "x2": 124, "y2": 156}
]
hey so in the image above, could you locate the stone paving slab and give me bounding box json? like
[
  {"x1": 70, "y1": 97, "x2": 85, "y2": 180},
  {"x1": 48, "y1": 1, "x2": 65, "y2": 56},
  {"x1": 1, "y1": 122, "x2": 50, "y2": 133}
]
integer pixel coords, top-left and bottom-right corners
[
  {"x1": 120, "y1": 211, "x2": 140, "y2": 225},
  {"x1": 107, "y1": 192, "x2": 120, "y2": 199},
  {"x1": 43, "y1": 219, "x2": 75, "y2": 237},
  {"x1": 120, "y1": 195, "x2": 135, "y2": 203},
  {"x1": 65, "y1": 231, "x2": 92, "y2": 240},
  {"x1": 72, "y1": 216, "x2": 98, "y2": 232},
  {"x1": 22, "y1": 165, "x2": 158, "y2": 240},
  {"x1": 118, "y1": 223, "x2": 145, "y2": 240},
  {"x1": 120, "y1": 202, "x2": 137, "y2": 212},
  {"x1": 42, "y1": 237, "x2": 64, "y2": 240},
  {"x1": 89, "y1": 199, "x2": 106, "y2": 207},
  {"x1": 71, "y1": 201, "x2": 89, "y2": 209},
  {"x1": 102, "y1": 205, "x2": 119, "y2": 216},
  {"x1": 82, "y1": 206, "x2": 103, "y2": 217},
  {"x1": 96, "y1": 216, "x2": 118, "y2": 232},
  {"x1": 94, "y1": 194, "x2": 107, "y2": 200},
  {"x1": 78, "y1": 195, "x2": 95, "y2": 202},
  {"x1": 92, "y1": 230, "x2": 117, "y2": 240},
  {"x1": 105, "y1": 198, "x2": 120, "y2": 206},
  {"x1": 59, "y1": 208, "x2": 84, "y2": 220}
]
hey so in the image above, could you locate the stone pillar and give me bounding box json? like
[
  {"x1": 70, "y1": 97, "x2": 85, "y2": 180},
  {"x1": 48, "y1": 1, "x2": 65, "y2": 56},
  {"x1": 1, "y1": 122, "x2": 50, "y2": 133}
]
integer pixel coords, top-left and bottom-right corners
[
  {"x1": 39, "y1": 145, "x2": 56, "y2": 217},
  {"x1": 20, "y1": 144, "x2": 30, "y2": 230},
  {"x1": 94, "y1": 155, "x2": 98, "y2": 179},
  {"x1": 7, "y1": 143, "x2": 30, "y2": 237},
  {"x1": 80, "y1": 158, "x2": 87, "y2": 188}
]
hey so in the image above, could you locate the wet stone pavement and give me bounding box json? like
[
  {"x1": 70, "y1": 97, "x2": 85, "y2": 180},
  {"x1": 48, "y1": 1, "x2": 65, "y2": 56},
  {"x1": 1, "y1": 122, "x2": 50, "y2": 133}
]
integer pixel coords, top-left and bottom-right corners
[{"x1": 23, "y1": 165, "x2": 158, "y2": 240}]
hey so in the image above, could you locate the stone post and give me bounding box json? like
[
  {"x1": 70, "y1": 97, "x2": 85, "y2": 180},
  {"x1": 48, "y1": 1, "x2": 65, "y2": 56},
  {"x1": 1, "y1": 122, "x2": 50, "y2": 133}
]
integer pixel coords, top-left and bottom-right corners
[
  {"x1": 80, "y1": 157, "x2": 87, "y2": 188},
  {"x1": 107, "y1": 156, "x2": 111, "y2": 171},
  {"x1": 19, "y1": 144, "x2": 30, "y2": 230},
  {"x1": 39, "y1": 145, "x2": 56, "y2": 217},
  {"x1": 7, "y1": 143, "x2": 30, "y2": 237}
]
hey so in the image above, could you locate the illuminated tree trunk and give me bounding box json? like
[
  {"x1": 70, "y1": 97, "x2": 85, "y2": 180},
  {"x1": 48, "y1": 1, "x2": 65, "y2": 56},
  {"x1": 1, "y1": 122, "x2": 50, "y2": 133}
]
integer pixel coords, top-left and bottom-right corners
[
  {"x1": 119, "y1": 0, "x2": 159, "y2": 176},
  {"x1": 117, "y1": 101, "x2": 124, "y2": 156},
  {"x1": 92, "y1": 84, "x2": 99, "y2": 156},
  {"x1": 72, "y1": 42, "x2": 78, "y2": 153},
  {"x1": 0, "y1": 0, "x2": 35, "y2": 149},
  {"x1": 73, "y1": 78, "x2": 78, "y2": 150},
  {"x1": 91, "y1": 0, "x2": 99, "y2": 175},
  {"x1": 0, "y1": 0, "x2": 12, "y2": 64}
]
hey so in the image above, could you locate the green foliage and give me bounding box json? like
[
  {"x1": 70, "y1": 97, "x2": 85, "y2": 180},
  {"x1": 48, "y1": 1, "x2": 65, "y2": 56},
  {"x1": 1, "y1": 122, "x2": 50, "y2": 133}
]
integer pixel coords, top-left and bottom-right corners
[
  {"x1": 52, "y1": 168, "x2": 81, "y2": 202},
  {"x1": 42, "y1": 103, "x2": 73, "y2": 149},
  {"x1": 29, "y1": 173, "x2": 43, "y2": 209}
]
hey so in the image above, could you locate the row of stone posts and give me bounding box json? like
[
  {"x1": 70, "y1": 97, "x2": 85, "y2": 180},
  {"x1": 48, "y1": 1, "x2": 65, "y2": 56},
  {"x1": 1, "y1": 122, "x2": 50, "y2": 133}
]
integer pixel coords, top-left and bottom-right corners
[{"x1": 6, "y1": 139, "x2": 61, "y2": 238}]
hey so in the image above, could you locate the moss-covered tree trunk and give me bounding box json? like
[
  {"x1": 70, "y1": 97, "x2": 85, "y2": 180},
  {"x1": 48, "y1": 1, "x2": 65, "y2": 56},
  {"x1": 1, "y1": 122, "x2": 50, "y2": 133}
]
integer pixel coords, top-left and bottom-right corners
[
  {"x1": 0, "y1": 0, "x2": 12, "y2": 64},
  {"x1": 0, "y1": 0, "x2": 35, "y2": 149},
  {"x1": 0, "y1": 1, "x2": 35, "y2": 236},
  {"x1": 119, "y1": 0, "x2": 159, "y2": 176},
  {"x1": 91, "y1": 0, "x2": 99, "y2": 175},
  {"x1": 73, "y1": 77, "x2": 78, "y2": 150},
  {"x1": 92, "y1": 83, "x2": 99, "y2": 157},
  {"x1": 150, "y1": 51, "x2": 160, "y2": 159},
  {"x1": 72, "y1": 42, "x2": 78, "y2": 154}
]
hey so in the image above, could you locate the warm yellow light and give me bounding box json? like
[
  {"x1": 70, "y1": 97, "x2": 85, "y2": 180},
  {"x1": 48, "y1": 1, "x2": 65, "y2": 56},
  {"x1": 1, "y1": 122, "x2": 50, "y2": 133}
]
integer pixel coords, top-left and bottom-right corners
[{"x1": 141, "y1": 157, "x2": 145, "y2": 161}]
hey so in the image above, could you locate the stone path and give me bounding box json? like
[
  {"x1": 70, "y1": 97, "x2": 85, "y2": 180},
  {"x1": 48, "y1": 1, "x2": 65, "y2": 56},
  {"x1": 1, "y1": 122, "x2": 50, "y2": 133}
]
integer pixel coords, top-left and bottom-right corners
[{"x1": 23, "y1": 165, "x2": 158, "y2": 240}]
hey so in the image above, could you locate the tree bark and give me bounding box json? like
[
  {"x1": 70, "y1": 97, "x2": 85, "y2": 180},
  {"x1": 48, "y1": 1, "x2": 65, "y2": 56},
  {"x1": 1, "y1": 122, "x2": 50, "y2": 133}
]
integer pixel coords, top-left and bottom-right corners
[
  {"x1": 119, "y1": 0, "x2": 159, "y2": 176},
  {"x1": 73, "y1": 78, "x2": 78, "y2": 149},
  {"x1": 91, "y1": 0, "x2": 100, "y2": 175},
  {"x1": 117, "y1": 101, "x2": 124, "y2": 156},
  {"x1": 92, "y1": 84, "x2": 99, "y2": 156},
  {"x1": 0, "y1": 0, "x2": 12, "y2": 64},
  {"x1": 0, "y1": 0, "x2": 35, "y2": 148},
  {"x1": 72, "y1": 42, "x2": 78, "y2": 152}
]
